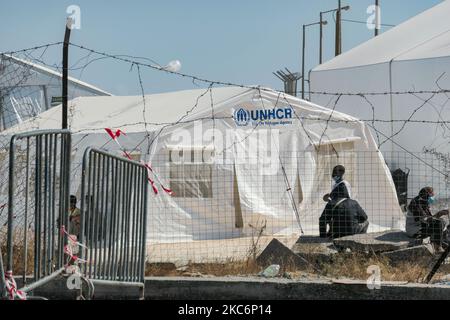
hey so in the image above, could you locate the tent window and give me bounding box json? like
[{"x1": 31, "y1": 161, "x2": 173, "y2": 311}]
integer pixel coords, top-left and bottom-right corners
[
  {"x1": 316, "y1": 142, "x2": 356, "y2": 192},
  {"x1": 169, "y1": 148, "x2": 213, "y2": 199}
]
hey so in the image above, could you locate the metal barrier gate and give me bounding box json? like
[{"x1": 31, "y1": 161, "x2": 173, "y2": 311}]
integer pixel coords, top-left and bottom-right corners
[
  {"x1": 79, "y1": 148, "x2": 148, "y2": 298},
  {"x1": 0, "y1": 130, "x2": 71, "y2": 299}
]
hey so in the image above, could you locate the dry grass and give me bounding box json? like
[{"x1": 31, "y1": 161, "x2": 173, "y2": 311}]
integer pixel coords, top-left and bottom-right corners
[
  {"x1": 314, "y1": 252, "x2": 435, "y2": 283},
  {"x1": 0, "y1": 228, "x2": 35, "y2": 275},
  {"x1": 247, "y1": 219, "x2": 267, "y2": 261},
  {"x1": 146, "y1": 223, "x2": 300, "y2": 277},
  {"x1": 145, "y1": 250, "x2": 445, "y2": 284},
  {"x1": 146, "y1": 258, "x2": 262, "y2": 277}
]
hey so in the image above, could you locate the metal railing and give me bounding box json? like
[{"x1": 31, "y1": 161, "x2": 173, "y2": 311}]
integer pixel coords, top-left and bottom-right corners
[
  {"x1": 79, "y1": 148, "x2": 148, "y2": 296},
  {"x1": 0, "y1": 130, "x2": 71, "y2": 299}
]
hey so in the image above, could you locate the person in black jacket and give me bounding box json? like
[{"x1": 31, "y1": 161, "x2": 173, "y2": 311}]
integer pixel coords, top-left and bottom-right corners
[
  {"x1": 319, "y1": 165, "x2": 369, "y2": 239},
  {"x1": 406, "y1": 187, "x2": 449, "y2": 251}
]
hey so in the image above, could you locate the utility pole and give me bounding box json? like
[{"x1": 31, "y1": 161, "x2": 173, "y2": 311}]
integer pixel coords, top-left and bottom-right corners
[
  {"x1": 320, "y1": 5, "x2": 350, "y2": 64},
  {"x1": 62, "y1": 17, "x2": 72, "y2": 129},
  {"x1": 335, "y1": 0, "x2": 342, "y2": 56},
  {"x1": 302, "y1": 21, "x2": 327, "y2": 99},
  {"x1": 302, "y1": 24, "x2": 306, "y2": 99},
  {"x1": 375, "y1": 0, "x2": 380, "y2": 37},
  {"x1": 319, "y1": 12, "x2": 324, "y2": 64}
]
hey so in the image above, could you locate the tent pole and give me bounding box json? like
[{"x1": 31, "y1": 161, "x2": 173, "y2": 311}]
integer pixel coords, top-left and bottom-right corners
[
  {"x1": 62, "y1": 18, "x2": 72, "y2": 129},
  {"x1": 389, "y1": 58, "x2": 395, "y2": 154}
]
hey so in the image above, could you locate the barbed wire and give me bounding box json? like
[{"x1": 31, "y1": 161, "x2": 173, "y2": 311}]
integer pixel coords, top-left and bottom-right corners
[
  {"x1": 317, "y1": 94, "x2": 342, "y2": 148},
  {"x1": 5, "y1": 42, "x2": 450, "y2": 97},
  {"x1": 2, "y1": 42, "x2": 450, "y2": 180},
  {"x1": 68, "y1": 43, "x2": 260, "y2": 91},
  {"x1": 0, "y1": 42, "x2": 63, "y2": 56},
  {"x1": 378, "y1": 92, "x2": 438, "y2": 148},
  {"x1": 4, "y1": 40, "x2": 450, "y2": 275},
  {"x1": 65, "y1": 42, "x2": 450, "y2": 156},
  {"x1": 69, "y1": 42, "x2": 450, "y2": 98}
]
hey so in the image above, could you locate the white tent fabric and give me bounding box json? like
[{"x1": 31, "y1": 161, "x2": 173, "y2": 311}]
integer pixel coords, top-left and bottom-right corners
[
  {"x1": 310, "y1": 1, "x2": 450, "y2": 155},
  {"x1": 313, "y1": 0, "x2": 450, "y2": 70},
  {"x1": 0, "y1": 87, "x2": 404, "y2": 242},
  {"x1": 310, "y1": 1, "x2": 450, "y2": 201}
]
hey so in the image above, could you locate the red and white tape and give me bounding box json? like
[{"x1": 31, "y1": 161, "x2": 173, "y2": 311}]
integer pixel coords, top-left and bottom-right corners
[
  {"x1": 142, "y1": 162, "x2": 173, "y2": 195},
  {"x1": 4, "y1": 271, "x2": 26, "y2": 300},
  {"x1": 104, "y1": 128, "x2": 173, "y2": 196},
  {"x1": 60, "y1": 226, "x2": 88, "y2": 266}
]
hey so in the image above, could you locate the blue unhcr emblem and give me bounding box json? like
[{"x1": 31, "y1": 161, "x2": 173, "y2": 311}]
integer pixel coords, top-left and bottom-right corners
[{"x1": 234, "y1": 108, "x2": 250, "y2": 126}]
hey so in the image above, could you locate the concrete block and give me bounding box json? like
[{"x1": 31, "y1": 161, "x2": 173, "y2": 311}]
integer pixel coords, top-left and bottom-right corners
[
  {"x1": 144, "y1": 276, "x2": 450, "y2": 300},
  {"x1": 381, "y1": 245, "x2": 435, "y2": 266},
  {"x1": 292, "y1": 241, "x2": 338, "y2": 265},
  {"x1": 296, "y1": 236, "x2": 333, "y2": 245},
  {"x1": 256, "y1": 238, "x2": 308, "y2": 269},
  {"x1": 333, "y1": 231, "x2": 416, "y2": 253},
  {"x1": 22, "y1": 275, "x2": 450, "y2": 300}
]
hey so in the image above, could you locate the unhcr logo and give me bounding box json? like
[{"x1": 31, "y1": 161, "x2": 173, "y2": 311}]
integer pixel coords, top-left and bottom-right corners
[
  {"x1": 234, "y1": 108, "x2": 250, "y2": 126},
  {"x1": 234, "y1": 107, "x2": 293, "y2": 127}
]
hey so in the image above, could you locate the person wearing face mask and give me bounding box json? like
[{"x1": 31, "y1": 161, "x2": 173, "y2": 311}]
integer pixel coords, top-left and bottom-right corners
[
  {"x1": 323, "y1": 165, "x2": 352, "y2": 202},
  {"x1": 406, "y1": 187, "x2": 449, "y2": 251},
  {"x1": 319, "y1": 165, "x2": 369, "y2": 239}
]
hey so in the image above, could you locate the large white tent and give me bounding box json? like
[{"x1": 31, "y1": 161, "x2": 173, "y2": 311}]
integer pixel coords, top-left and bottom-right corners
[
  {"x1": 310, "y1": 1, "x2": 450, "y2": 203},
  {"x1": 0, "y1": 87, "x2": 404, "y2": 244},
  {"x1": 310, "y1": 0, "x2": 450, "y2": 158}
]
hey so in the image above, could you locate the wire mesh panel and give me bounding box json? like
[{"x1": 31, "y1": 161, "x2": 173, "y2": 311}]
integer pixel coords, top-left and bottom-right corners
[
  {"x1": 142, "y1": 149, "x2": 449, "y2": 281},
  {"x1": 0, "y1": 130, "x2": 71, "y2": 299},
  {"x1": 79, "y1": 148, "x2": 148, "y2": 284},
  {"x1": 0, "y1": 46, "x2": 110, "y2": 132}
]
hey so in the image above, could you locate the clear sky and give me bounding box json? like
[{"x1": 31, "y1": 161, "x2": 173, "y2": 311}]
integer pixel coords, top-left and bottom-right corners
[{"x1": 0, "y1": 0, "x2": 442, "y2": 95}]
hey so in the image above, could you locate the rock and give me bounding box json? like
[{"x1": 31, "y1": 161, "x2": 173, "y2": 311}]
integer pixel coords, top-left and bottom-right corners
[
  {"x1": 333, "y1": 230, "x2": 416, "y2": 253},
  {"x1": 431, "y1": 272, "x2": 450, "y2": 285},
  {"x1": 258, "y1": 265, "x2": 280, "y2": 278},
  {"x1": 256, "y1": 238, "x2": 308, "y2": 269},
  {"x1": 381, "y1": 244, "x2": 435, "y2": 266},
  {"x1": 439, "y1": 274, "x2": 450, "y2": 282},
  {"x1": 183, "y1": 272, "x2": 204, "y2": 277},
  {"x1": 176, "y1": 265, "x2": 189, "y2": 272},
  {"x1": 292, "y1": 237, "x2": 338, "y2": 265}
]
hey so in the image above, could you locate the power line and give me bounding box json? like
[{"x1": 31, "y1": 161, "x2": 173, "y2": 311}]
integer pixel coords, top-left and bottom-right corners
[
  {"x1": 296, "y1": 89, "x2": 450, "y2": 96},
  {"x1": 342, "y1": 18, "x2": 395, "y2": 27},
  {"x1": 3, "y1": 42, "x2": 450, "y2": 180},
  {"x1": 12, "y1": 42, "x2": 449, "y2": 99}
]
